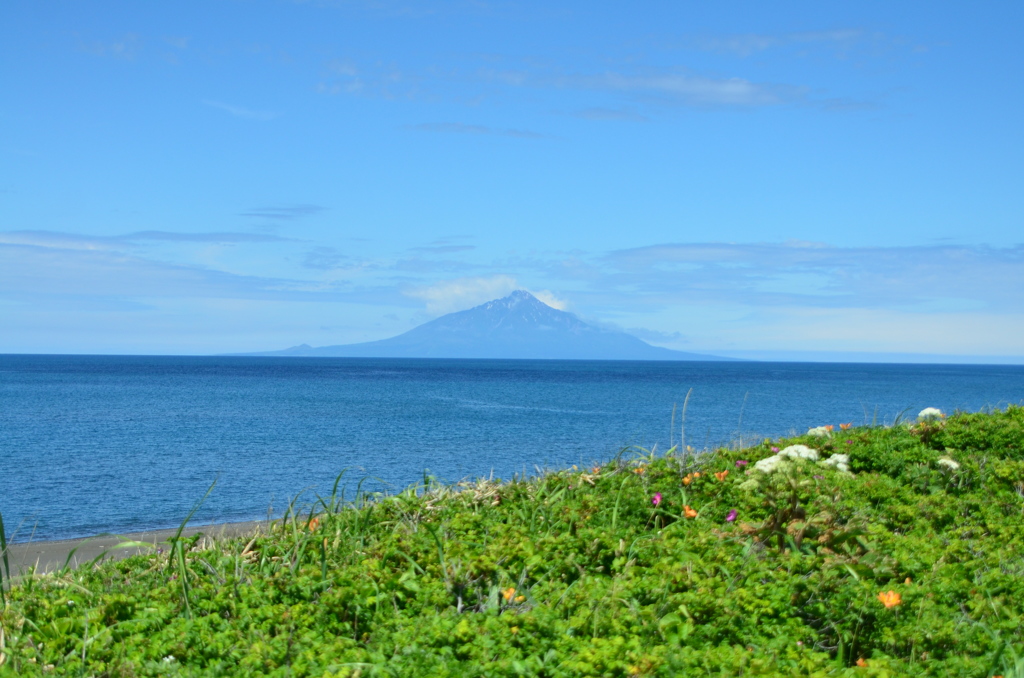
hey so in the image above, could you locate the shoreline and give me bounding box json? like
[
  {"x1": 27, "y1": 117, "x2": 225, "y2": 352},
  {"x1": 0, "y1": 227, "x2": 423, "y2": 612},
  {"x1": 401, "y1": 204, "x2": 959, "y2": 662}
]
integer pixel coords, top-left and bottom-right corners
[{"x1": 5, "y1": 520, "x2": 267, "y2": 576}]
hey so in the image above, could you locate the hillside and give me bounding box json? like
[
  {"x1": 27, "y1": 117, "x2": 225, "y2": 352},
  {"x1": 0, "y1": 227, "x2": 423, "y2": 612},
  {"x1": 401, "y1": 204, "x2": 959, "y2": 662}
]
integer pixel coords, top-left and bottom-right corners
[
  {"x1": 247, "y1": 291, "x2": 726, "y2": 360},
  {"x1": 2, "y1": 407, "x2": 1024, "y2": 676}
]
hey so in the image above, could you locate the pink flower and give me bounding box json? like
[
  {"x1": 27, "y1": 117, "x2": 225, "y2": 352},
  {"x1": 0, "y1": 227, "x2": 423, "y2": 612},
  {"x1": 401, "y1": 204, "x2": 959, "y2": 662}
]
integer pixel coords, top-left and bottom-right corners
[
  {"x1": 652, "y1": 492, "x2": 662, "y2": 507},
  {"x1": 726, "y1": 509, "x2": 737, "y2": 522},
  {"x1": 771, "y1": 447, "x2": 780, "y2": 453},
  {"x1": 735, "y1": 459, "x2": 748, "y2": 468}
]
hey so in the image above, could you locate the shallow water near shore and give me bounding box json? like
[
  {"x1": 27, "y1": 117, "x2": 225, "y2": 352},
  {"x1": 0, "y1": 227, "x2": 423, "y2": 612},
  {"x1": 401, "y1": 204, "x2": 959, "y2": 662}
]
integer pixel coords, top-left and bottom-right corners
[{"x1": 2, "y1": 354, "x2": 1022, "y2": 543}]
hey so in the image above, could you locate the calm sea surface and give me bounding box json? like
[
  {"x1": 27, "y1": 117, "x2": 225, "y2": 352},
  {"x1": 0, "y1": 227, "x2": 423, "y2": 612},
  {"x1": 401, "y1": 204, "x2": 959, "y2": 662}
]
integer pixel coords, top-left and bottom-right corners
[{"x1": 2, "y1": 355, "x2": 1023, "y2": 542}]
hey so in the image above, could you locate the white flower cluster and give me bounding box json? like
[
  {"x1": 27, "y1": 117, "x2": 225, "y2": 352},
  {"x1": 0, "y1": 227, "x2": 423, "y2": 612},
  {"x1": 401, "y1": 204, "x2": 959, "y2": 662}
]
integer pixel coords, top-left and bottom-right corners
[
  {"x1": 918, "y1": 407, "x2": 944, "y2": 422},
  {"x1": 821, "y1": 453, "x2": 850, "y2": 473},
  {"x1": 753, "y1": 445, "x2": 819, "y2": 474},
  {"x1": 780, "y1": 444, "x2": 820, "y2": 461},
  {"x1": 753, "y1": 455, "x2": 788, "y2": 474},
  {"x1": 807, "y1": 426, "x2": 831, "y2": 437},
  {"x1": 937, "y1": 457, "x2": 960, "y2": 471}
]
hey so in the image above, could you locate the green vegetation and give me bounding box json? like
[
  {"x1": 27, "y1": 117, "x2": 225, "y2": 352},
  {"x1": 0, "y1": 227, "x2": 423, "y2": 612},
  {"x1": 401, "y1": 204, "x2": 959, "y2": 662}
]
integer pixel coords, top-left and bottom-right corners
[{"x1": 3, "y1": 407, "x2": 1024, "y2": 676}]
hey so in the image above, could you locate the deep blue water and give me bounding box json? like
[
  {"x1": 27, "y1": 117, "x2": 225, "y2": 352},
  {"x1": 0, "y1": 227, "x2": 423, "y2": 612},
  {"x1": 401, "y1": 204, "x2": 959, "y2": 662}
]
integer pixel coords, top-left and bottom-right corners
[{"x1": 2, "y1": 355, "x2": 1022, "y2": 543}]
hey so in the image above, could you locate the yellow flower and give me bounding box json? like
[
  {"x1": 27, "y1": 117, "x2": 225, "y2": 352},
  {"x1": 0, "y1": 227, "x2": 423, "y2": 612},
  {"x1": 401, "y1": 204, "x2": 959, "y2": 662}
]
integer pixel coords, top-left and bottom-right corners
[
  {"x1": 510, "y1": 626, "x2": 519, "y2": 635},
  {"x1": 502, "y1": 587, "x2": 517, "y2": 602},
  {"x1": 878, "y1": 590, "x2": 902, "y2": 608}
]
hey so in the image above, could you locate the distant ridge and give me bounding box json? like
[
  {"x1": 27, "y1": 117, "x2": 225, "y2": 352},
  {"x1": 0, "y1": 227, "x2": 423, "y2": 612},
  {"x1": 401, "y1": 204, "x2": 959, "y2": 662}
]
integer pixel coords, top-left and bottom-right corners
[{"x1": 241, "y1": 291, "x2": 729, "y2": 361}]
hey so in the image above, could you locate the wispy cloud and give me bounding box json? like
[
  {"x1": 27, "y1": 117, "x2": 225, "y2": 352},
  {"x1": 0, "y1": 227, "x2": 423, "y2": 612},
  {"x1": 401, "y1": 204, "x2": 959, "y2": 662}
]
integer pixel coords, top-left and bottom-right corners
[
  {"x1": 131, "y1": 231, "x2": 293, "y2": 243},
  {"x1": 78, "y1": 33, "x2": 141, "y2": 60},
  {"x1": 302, "y1": 247, "x2": 350, "y2": 270},
  {"x1": 530, "y1": 289, "x2": 568, "y2": 310},
  {"x1": 468, "y1": 64, "x2": 804, "y2": 109},
  {"x1": 163, "y1": 36, "x2": 190, "y2": 50},
  {"x1": 594, "y1": 241, "x2": 1024, "y2": 311},
  {"x1": 0, "y1": 240, "x2": 403, "y2": 306},
  {"x1": 626, "y1": 327, "x2": 689, "y2": 344},
  {"x1": 315, "y1": 34, "x2": 880, "y2": 114},
  {"x1": 408, "y1": 122, "x2": 546, "y2": 139},
  {"x1": 240, "y1": 205, "x2": 326, "y2": 220},
  {"x1": 405, "y1": 275, "x2": 519, "y2": 314},
  {"x1": 203, "y1": 100, "x2": 279, "y2": 121},
  {"x1": 317, "y1": 59, "x2": 419, "y2": 99},
  {"x1": 0, "y1": 230, "x2": 292, "y2": 251},
  {"x1": 573, "y1": 108, "x2": 648, "y2": 122},
  {"x1": 687, "y1": 29, "x2": 880, "y2": 57},
  {"x1": 410, "y1": 244, "x2": 476, "y2": 254},
  {"x1": 584, "y1": 71, "x2": 803, "y2": 107}
]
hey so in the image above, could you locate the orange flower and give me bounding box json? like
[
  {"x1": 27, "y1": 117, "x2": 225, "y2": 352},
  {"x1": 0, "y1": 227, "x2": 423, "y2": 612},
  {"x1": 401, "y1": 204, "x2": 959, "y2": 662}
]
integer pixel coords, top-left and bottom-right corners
[
  {"x1": 634, "y1": 466, "x2": 646, "y2": 475},
  {"x1": 824, "y1": 424, "x2": 835, "y2": 431},
  {"x1": 693, "y1": 472, "x2": 701, "y2": 478},
  {"x1": 714, "y1": 470, "x2": 729, "y2": 481},
  {"x1": 877, "y1": 590, "x2": 902, "y2": 608},
  {"x1": 683, "y1": 474, "x2": 693, "y2": 486},
  {"x1": 307, "y1": 517, "x2": 320, "y2": 531},
  {"x1": 502, "y1": 587, "x2": 517, "y2": 602},
  {"x1": 683, "y1": 505, "x2": 698, "y2": 519},
  {"x1": 591, "y1": 466, "x2": 601, "y2": 474},
  {"x1": 856, "y1": 657, "x2": 868, "y2": 667},
  {"x1": 840, "y1": 423, "x2": 852, "y2": 430}
]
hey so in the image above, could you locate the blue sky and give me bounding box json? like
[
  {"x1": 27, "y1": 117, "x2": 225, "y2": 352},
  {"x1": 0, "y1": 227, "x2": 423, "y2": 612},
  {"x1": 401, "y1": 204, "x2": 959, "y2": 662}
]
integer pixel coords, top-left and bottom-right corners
[{"x1": 2, "y1": 1, "x2": 1023, "y2": 359}]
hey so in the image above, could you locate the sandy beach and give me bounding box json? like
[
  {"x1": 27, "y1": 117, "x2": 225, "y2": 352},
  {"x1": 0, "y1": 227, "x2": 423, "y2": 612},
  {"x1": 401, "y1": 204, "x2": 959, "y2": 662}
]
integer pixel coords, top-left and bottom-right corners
[{"x1": 4, "y1": 521, "x2": 266, "y2": 576}]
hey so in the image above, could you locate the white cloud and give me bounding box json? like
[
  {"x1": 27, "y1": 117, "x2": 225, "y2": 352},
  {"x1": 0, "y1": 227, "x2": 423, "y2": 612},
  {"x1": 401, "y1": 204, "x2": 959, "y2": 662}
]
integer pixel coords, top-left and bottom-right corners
[
  {"x1": 79, "y1": 33, "x2": 141, "y2": 60},
  {"x1": 405, "y1": 275, "x2": 519, "y2": 314},
  {"x1": 688, "y1": 29, "x2": 879, "y2": 57},
  {"x1": 707, "y1": 307, "x2": 1024, "y2": 356},
  {"x1": 203, "y1": 100, "x2": 279, "y2": 121},
  {"x1": 594, "y1": 72, "x2": 798, "y2": 107},
  {"x1": 597, "y1": 242, "x2": 1024, "y2": 311},
  {"x1": 529, "y1": 289, "x2": 568, "y2": 310},
  {"x1": 409, "y1": 122, "x2": 546, "y2": 139},
  {"x1": 0, "y1": 230, "x2": 290, "y2": 250}
]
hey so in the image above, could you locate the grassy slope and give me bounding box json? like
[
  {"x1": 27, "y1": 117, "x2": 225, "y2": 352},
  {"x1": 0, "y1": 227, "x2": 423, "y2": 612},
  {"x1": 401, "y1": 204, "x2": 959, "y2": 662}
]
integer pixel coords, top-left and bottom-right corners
[{"x1": 2, "y1": 408, "x2": 1024, "y2": 677}]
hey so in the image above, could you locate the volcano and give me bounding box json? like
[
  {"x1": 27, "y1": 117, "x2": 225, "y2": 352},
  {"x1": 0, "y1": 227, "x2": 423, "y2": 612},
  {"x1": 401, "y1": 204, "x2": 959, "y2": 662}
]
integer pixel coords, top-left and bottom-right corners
[{"x1": 248, "y1": 291, "x2": 727, "y2": 360}]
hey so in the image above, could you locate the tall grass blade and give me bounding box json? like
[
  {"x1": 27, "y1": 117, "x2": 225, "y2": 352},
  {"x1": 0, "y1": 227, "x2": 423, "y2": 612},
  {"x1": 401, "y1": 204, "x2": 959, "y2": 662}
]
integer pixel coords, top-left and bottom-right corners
[
  {"x1": 670, "y1": 402, "x2": 677, "y2": 450},
  {"x1": 680, "y1": 387, "x2": 693, "y2": 456},
  {"x1": 171, "y1": 477, "x2": 219, "y2": 547},
  {"x1": 167, "y1": 478, "x2": 218, "y2": 619},
  {"x1": 0, "y1": 511, "x2": 8, "y2": 605}
]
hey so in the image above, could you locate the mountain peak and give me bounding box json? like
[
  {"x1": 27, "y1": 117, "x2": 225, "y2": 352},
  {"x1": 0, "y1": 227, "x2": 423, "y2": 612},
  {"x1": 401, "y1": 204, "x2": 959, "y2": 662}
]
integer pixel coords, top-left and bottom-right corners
[
  {"x1": 246, "y1": 291, "x2": 728, "y2": 361},
  {"x1": 489, "y1": 289, "x2": 544, "y2": 308}
]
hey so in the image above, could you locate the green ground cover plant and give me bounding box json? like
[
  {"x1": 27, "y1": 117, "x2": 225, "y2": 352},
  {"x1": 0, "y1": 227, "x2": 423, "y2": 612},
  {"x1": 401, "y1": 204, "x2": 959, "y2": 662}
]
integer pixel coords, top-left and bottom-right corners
[{"x1": 2, "y1": 406, "x2": 1024, "y2": 676}]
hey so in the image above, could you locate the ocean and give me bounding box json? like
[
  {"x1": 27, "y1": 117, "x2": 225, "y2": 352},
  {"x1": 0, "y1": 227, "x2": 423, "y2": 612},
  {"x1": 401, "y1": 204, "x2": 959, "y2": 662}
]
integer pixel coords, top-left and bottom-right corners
[{"x1": 1, "y1": 355, "x2": 1022, "y2": 543}]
